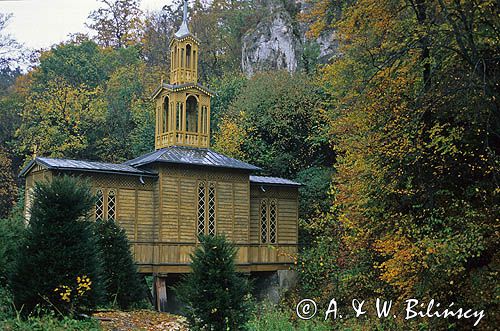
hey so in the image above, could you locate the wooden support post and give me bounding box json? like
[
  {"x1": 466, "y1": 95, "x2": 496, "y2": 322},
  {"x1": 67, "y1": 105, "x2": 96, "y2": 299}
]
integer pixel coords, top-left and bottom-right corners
[{"x1": 153, "y1": 275, "x2": 168, "y2": 312}]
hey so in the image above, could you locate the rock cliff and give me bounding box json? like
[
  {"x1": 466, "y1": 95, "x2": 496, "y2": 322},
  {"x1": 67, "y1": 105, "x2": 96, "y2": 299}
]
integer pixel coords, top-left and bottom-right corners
[{"x1": 241, "y1": 0, "x2": 338, "y2": 75}]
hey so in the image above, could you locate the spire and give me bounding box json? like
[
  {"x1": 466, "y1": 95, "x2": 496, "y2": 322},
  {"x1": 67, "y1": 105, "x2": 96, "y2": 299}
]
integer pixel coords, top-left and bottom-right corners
[{"x1": 174, "y1": 0, "x2": 190, "y2": 38}]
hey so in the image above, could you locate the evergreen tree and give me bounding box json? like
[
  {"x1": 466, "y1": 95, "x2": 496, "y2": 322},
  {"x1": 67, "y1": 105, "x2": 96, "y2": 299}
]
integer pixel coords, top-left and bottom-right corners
[
  {"x1": 94, "y1": 218, "x2": 145, "y2": 309},
  {"x1": 174, "y1": 234, "x2": 251, "y2": 331},
  {"x1": 11, "y1": 176, "x2": 104, "y2": 315}
]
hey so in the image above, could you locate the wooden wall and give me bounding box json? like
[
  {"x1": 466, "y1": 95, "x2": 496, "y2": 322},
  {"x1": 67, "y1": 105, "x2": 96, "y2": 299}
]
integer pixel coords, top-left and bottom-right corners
[
  {"x1": 23, "y1": 165, "x2": 299, "y2": 273},
  {"x1": 249, "y1": 185, "x2": 299, "y2": 266}
]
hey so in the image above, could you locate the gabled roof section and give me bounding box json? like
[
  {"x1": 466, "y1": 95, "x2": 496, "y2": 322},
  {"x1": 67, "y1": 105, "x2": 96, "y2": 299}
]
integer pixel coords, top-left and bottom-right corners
[
  {"x1": 250, "y1": 176, "x2": 302, "y2": 187},
  {"x1": 125, "y1": 146, "x2": 261, "y2": 171},
  {"x1": 151, "y1": 82, "x2": 215, "y2": 99},
  {"x1": 19, "y1": 157, "x2": 157, "y2": 178}
]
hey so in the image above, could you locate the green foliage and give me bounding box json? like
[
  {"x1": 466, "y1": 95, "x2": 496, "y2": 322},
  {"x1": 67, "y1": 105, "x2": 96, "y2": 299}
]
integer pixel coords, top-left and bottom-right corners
[
  {"x1": 0, "y1": 147, "x2": 17, "y2": 218},
  {"x1": 0, "y1": 313, "x2": 101, "y2": 331},
  {"x1": 0, "y1": 203, "x2": 24, "y2": 286},
  {"x1": 94, "y1": 218, "x2": 145, "y2": 309},
  {"x1": 209, "y1": 73, "x2": 248, "y2": 137},
  {"x1": 11, "y1": 176, "x2": 104, "y2": 316},
  {"x1": 174, "y1": 234, "x2": 252, "y2": 331},
  {"x1": 299, "y1": 0, "x2": 500, "y2": 328},
  {"x1": 34, "y1": 41, "x2": 110, "y2": 89},
  {"x1": 214, "y1": 71, "x2": 332, "y2": 178},
  {"x1": 246, "y1": 305, "x2": 331, "y2": 331},
  {"x1": 87, "y1": 0, "x2": 143, "y2": 49},
  {"x1": 295, "y1": 166, "x2": 333, "y2": 220}
]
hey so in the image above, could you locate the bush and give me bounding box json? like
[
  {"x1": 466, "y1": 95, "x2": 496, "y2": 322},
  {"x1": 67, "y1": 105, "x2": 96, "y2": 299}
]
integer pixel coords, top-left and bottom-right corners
[
  {"x1": 11, "y1": 176, "x2": 104, "y2": 316},
  {"x1": 174, "y1": 234, "x2": 252, "y2": 330},
  {"x1": 0, "y1": 212, "x2": 24, "y2": 286},
  {"x1": 246, "y1": 305, "x2": 331, "y2": 331},
  {"x1": 0, "y1": 314, "x2": 101, "y2": 331},
  {"x1": 94, "y1": 218, "x2": 145, "y2": 309}
]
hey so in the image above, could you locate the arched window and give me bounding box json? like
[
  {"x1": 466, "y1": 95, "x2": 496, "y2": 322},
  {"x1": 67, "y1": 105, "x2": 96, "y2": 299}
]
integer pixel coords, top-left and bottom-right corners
[
  {"x1": 163, "y1": 96, "x2": 169, "y2": 133},
  {"x1": 95, "y1": 189, "x2": 104, "y2": 221},
  {"x1": 181, "y1": 48, "x2": 184, "y2": 67},
  {"x1": 186, "y1": 95, "x2": 198, "y2": 132},
  {"x1": 186, "y1": 44, "x2": 191, "y2": 68}
]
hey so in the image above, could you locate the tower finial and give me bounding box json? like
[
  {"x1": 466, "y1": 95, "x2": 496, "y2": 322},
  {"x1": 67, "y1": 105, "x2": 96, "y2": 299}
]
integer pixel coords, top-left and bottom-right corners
[
  {"x1": 175, "y1": 0, "x2": 190, "y2": 38},
  {"x1": 183, "y1": 0, "x2": 188, "y2": 22}
]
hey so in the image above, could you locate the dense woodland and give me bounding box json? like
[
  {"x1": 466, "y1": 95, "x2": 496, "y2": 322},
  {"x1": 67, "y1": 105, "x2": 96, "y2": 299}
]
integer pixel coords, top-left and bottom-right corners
[{"x1": 0, "y1": 0, "x2": 499, "y2": 329}]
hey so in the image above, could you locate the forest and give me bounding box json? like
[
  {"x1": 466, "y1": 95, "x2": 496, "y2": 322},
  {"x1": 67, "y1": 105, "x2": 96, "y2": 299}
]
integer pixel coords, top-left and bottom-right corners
[{"x1": 0, "y1": 0, "x2": 498, "y2": 330}]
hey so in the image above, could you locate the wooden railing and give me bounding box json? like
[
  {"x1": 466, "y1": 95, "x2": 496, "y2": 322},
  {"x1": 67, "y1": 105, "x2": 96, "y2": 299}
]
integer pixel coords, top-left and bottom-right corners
[{"x1": 157, "y1": 131, "x2": 209, "y2": 148}]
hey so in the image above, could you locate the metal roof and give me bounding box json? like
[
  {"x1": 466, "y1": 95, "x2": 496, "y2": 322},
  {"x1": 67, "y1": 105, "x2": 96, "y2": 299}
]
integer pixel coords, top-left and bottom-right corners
[
  {"x1": 250, "y1": 175, "x2": 301, "y2": 187},
  {"x1": 125, "y1": 146, "x2": 261, "y2": 171},
  {"x1": 151, "y1": 82, "x2": 215, "y2": 99},
  {"x1": 19, "y1": 157, "x2": 157, "y2": 178}
]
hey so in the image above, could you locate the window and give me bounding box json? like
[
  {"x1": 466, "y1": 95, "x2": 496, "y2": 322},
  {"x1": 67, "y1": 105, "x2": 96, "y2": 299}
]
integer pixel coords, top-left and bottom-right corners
[
  {"x1": 260, "y1": 198, "x2": 278, "y2": 244},
  {"x1": 201, "y1": 106, "x2": 208, "y2": 134},
  {"x1": 197, "y1": 180, "x2": 217, "y2": 236},
  {"x1": 95, "y1": 189, "x2": 104, "y2": 220},
  {"x1": 186, "y1": 95, "x2": 198, "y2": 132},
  {"x1": 176, "y1": 102, "x2": 183, "y2": 131},
  {"x1": 208, "y1": 183, "x2": 216, "y2": 235},
  {"x1": 107, "y1": 190, "x2": 116, "y2": 220},
  {"x1": 95, "y1": 189, "x2": 116, "y2": 221},
  {"x1": 163, "y1": 96, "x2": 169, "y2": 133},
  {"x1": 186, "y1": 44, "x2": 191, "y2": 68},
  {"x1": 197, "y1": 181, "x2": 206, "y2": 236},
  {"x1": 260, "y1": 199, "x2": 267, "y2": 243}
]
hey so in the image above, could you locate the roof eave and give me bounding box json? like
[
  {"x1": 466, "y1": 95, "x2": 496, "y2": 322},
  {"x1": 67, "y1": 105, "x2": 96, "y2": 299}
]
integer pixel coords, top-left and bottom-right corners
[
  {"x1": 44, "y1": 166, "x2": 158, "y2": 178},
  {"x1": 132, "y1": 159, "x2": 261, "y2": 172}
]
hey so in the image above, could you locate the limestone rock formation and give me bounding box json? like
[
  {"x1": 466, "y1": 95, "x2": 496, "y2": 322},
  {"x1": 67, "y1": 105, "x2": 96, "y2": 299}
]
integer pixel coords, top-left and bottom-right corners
[{"x1": 241, "y1": 0, "x2": 338, "y2": 76}]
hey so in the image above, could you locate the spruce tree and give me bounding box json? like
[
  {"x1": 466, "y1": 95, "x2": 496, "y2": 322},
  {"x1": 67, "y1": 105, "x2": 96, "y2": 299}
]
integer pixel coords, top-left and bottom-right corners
[
  {"x1": 174, "y1": 234, "x2": 252, "y2": 330},
  {"x1": 94, "y1": 218, "x2": 145, "y2": 309},
  {"x1": 11, "y1": 176, "x2": 104, "y2": 315}
]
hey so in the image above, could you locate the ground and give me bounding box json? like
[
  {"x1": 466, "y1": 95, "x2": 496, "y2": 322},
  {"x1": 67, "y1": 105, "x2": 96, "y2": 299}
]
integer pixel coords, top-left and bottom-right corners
[{"x1": 93, "y1": 310, "x2": 188, "y2": 331}]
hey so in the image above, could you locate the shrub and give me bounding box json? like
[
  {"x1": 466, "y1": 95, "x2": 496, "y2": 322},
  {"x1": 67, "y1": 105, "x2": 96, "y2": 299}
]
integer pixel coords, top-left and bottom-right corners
[
  {"x1": 94, "y1": 218, "x2": 145, "y2": 309},
  {"x1": 11, "y1": 176, "x2": 104, "y2": 316},
  {"x1": 0, "y1": 211, "x2": 24, "y2": 286},
  {"x1": 174, "y1": 234, "x2": 252, "y2": 330},
  {"x1": 246, "y1": 304, "x2": 331, "y2": 331}
]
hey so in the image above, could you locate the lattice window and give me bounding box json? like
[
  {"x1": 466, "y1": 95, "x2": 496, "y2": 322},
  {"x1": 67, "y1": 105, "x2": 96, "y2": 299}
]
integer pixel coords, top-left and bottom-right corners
[
  {"x1": 208, "y1": 182, "x2": 216, "y2": 235},
  {"x1": 107, "y1": 190, "x2": 116, "y2": 221},
  {"x1": 269, "y1": 199, "x2": 277, "y2": 243},
  {"x1": 197, "y1": 181, "x2": 206, "y2": 236},
  {"x1": 260, "y1": 199, "x2": 268, "y2": 243},
  {"x1": 95, "y1": 189, "x2": 104, "y2": 221}
]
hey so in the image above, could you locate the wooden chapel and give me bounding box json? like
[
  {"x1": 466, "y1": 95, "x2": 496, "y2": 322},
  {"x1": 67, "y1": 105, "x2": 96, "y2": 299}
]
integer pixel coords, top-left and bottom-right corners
[{"x1": 20, "y1": 0, "x2": 300, "y2": 310}]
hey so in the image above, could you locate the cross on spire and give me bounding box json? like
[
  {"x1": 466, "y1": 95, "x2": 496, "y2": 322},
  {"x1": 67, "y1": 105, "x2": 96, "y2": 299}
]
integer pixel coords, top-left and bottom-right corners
[
  {"x1": 183, "y1": 0, "x2": 188, "y2": 23},
  {"x1": 175, "y1": 0, "x2": 190, "y2": 38}
]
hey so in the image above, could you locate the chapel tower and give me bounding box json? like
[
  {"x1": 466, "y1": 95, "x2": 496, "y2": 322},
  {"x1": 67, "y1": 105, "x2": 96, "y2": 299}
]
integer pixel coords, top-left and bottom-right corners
[{"x1": 153, "y1": 0, "x2": 213, "y2": 150}]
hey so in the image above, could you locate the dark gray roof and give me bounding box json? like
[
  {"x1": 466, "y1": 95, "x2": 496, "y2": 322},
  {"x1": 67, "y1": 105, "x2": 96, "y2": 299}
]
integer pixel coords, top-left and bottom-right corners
[
  {"x1": 125, "y1": 146, "x2": 261, "y2": 171},
  {"x1": 19, "y1": 157, "x2": 157, "y2": 178},
  {"x1": 250, "y1": 175, "x2": 301, "y2": 187}
]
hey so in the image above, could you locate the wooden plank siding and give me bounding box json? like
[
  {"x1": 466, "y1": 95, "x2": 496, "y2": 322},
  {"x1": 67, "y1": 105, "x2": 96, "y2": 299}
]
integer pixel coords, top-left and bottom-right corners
[{"x1": 23, "y1": 164, "x2": 298, "y2": 273}]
